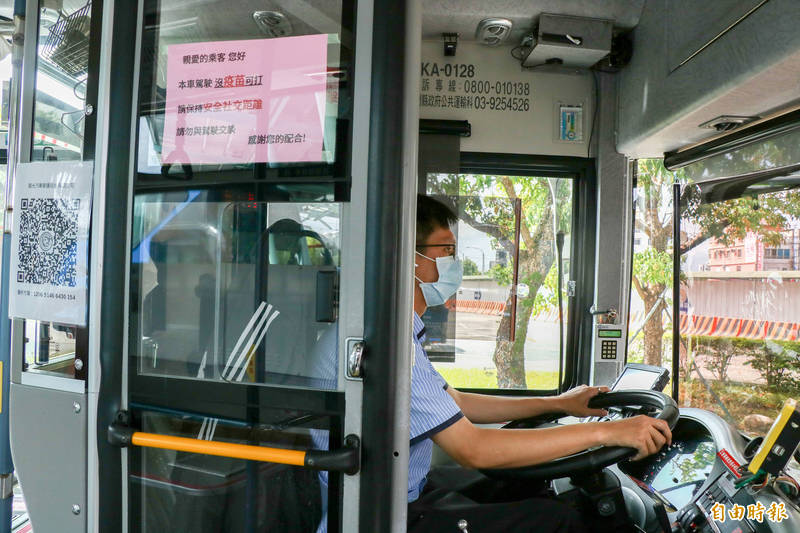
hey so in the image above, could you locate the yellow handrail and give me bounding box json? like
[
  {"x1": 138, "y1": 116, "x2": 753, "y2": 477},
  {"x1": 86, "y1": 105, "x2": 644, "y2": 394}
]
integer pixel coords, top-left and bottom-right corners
[{"x1": 130, "y1": 431, "x2": 307, "y2": 466}]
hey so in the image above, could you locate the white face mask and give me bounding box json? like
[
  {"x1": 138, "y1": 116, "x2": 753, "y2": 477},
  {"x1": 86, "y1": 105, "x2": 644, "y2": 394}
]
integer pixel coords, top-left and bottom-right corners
[{"x1": 414, "y1": 251, "x2": 463, "y2": 307}]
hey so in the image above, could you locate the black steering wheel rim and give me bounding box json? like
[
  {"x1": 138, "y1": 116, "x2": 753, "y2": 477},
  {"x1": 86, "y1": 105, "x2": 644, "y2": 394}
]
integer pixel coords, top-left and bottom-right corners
[{"x1": 480, "y1": 389, "x2": 679, "y2": 481}]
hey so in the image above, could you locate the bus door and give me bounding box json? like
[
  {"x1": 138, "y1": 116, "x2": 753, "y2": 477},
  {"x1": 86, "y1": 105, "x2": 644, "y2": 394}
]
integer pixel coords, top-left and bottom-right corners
[
  {"x1": 8, "y1": 0, "x2": 417, "y2": 531},
  {"x1": 116, "y1": 1, "x2": 376, "y2": 532}
]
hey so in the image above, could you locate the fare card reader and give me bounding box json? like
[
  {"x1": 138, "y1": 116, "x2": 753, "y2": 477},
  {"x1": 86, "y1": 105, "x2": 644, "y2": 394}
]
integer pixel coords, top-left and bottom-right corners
[{"x1": 595, "y1": 324, "x2": 623, "y2": 361}]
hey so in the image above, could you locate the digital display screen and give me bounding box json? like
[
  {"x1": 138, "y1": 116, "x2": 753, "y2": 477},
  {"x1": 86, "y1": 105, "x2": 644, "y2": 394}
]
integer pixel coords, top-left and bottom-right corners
[
  {"x1": 612, "y1": 367, "x2": 663, "y2": 391},
  {"x1": 598, "y1": 329, "x2": 622, "y2": 338},
  {"x1": 642, "y1": 439, "x2": 717, "y2": 510}
]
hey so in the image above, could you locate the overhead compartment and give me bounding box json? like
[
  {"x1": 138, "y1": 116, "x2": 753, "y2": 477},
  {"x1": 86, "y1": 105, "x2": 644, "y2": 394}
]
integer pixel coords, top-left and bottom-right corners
[{"x1": 617, "y1": 0, "x2": 800, "y2": 158}]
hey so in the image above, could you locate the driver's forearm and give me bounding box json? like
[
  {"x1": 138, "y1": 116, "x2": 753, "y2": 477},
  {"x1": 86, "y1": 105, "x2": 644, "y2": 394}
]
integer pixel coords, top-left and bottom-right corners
[
  {"x1": 438, "y1": 421, "x2": 606, "y2": 469},
  {"x1": 449, "y1": 389, "x2": 564, "y2": 424}
]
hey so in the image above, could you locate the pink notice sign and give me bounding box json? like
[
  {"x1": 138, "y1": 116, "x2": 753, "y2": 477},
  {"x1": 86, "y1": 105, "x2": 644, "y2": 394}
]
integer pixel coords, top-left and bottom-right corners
[{"x1": 162, "y1": 35, "x2": 328, "y2": 165}]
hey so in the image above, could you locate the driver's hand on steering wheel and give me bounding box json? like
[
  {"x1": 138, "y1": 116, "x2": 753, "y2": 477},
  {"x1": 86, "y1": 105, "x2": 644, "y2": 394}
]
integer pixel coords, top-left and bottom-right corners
[
  {"x1": 600, "y1": 415, "x2": 673, "y2": 461},
  {"x1": 555, "y1": 385, "x2": 611, "y2": 417}
]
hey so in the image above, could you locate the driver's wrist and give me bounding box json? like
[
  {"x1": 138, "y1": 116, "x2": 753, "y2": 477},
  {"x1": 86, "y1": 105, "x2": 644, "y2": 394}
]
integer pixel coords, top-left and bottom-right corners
[
  {"x1": 544, "y1": 395, "x2": 566, "y2": 414},
  {"x1": 589, "y1": 421, "x2": 610, "y2": 447}
]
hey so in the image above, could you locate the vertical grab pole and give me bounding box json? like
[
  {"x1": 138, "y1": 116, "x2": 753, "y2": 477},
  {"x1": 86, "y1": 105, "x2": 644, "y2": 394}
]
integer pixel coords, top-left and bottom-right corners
[
  {"x1": 671, "y1": 183, "x2": 681, "y2": 402},
  {"x1": 0, "y1": 2, "x2": 27, "y2": 531},
  {"x1": 555, "y1": 231, "x2": 565, "y2": 394},
  {"x1": 509, "y1": 198, "x2": 521, "y2": 342},
  {"x1": 0, "y1": 241, "x2": 11, "y2": 533},
  {"x1": 0, "y1": 237, "x2": 12, "y2": 533}
]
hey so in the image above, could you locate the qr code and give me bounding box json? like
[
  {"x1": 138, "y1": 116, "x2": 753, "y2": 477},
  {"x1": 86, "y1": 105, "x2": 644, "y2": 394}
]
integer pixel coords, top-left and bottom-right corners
[{"x1": 16, "y1": 198, "x2": 80, "y2": 287}]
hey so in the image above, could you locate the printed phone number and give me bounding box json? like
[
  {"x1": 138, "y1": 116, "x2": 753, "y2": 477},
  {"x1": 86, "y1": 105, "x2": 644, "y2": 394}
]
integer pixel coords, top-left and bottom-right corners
[
  {"x1": 420, "y1": 94, "x2": 530, "y2": 112},
  {"x1": 16, "y1": 289, "x2": 76, "y2": 300},
  {"x1": 463, "y1": 80, "x2": 530, "y2": 96}
]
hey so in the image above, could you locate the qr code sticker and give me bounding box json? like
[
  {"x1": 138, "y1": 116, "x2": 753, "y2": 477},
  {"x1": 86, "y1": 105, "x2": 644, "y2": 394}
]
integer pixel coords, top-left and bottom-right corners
[{"x1": 16, "y1": 198, "x2": 80, "y2": 287}]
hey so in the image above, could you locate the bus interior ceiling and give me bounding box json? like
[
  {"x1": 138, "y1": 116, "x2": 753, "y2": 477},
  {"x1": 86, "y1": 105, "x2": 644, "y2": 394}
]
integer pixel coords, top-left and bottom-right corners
[{"x1": 420, "y1": 0, "x2": 800, "y2": 157}]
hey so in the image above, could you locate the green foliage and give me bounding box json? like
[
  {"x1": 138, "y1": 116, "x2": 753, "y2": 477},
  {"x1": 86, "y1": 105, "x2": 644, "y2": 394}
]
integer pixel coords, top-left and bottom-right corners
[
  {"x1": 675, "y1": 441, "x2": 716, "y2": 483},
  {"x1": 633, "y1": 158, "x2": 800, "y2": 370},
  {"x1": 428, "y1": 173, "x2": 572, "y2": 255},
  {"x1": 685, "y1": 335, "x2": 800, "y2": 389},
  {"x1": 636, "y1": 158, "x2": 800, "y2": 279},
  {"x1": 747, "y1": 340, "x2": 800, "y2": 390},
  {"x1": 632, "y1": 248, "x2": 672, "y2": 287},
  {"x1": 488, "y1": 263, "x2": 512, "y2": 286},
  {"x1": 694, "y1": 337, "x2": 737, "y2": 382},
  {"x1": 682, "y1": 187, "x2": 800, "y2": 249},
  {"x1": 531, "y1": 265, "x2": 559, "y2": 317},
  {"x1": 462, "y1": 257, "x2": 480, "y2": 276},
  {"x1": 680, "y1": 379, "x2": 794, "y2": 435}
]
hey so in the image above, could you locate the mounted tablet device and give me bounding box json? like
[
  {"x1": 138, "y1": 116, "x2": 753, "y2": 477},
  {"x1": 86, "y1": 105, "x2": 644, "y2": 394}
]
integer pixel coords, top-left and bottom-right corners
[
  {"x1": 610, "y1": 363, "x2": 670, "y2": 393},
  {"x1": 583, "y1": 364, "x2": 670, "y2": 423}
]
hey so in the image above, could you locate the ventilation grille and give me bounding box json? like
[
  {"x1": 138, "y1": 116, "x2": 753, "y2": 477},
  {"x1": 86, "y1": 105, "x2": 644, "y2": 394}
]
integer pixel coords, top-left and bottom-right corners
[{"x1": 698, "y1": 115, "x2": 759, "y2": 132}]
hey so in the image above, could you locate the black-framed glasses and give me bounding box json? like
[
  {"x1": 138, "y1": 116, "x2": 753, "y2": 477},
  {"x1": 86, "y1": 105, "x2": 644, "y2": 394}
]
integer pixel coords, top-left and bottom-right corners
[{"x1": 416, "y1": 243, "x2": 456, "y2": 257}]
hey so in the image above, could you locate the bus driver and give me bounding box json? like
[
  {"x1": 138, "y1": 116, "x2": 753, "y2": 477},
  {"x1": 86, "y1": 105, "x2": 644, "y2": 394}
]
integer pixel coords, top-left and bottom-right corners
[{"x1": 315, "y1": 194, "x2": 673, "y2": 532}]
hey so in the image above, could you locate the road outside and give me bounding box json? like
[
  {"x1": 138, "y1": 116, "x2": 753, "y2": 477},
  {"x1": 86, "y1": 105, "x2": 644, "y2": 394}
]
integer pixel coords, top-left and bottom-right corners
[{"x1": 432, "y1": 311, "x2": 561, "y2": 374}]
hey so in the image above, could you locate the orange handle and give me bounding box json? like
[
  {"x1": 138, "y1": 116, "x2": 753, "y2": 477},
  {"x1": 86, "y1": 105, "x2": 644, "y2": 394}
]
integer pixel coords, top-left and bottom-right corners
[{"x1": 130, "y1": 431, "x2": 306, "y2": 466}]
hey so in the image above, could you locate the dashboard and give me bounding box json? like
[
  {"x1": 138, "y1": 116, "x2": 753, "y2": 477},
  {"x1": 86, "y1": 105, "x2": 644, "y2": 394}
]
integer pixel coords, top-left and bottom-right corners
[
  {"x1": 620, "y1": 418, "x2": 717, "y2": 512},
  {"x1": 612, "y1": 408, "x2": 800, "y2": 533}
]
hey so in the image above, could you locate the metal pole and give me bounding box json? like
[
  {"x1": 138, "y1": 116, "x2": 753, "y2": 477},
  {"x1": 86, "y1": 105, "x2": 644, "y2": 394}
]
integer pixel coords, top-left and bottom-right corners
[
  {"x1": 509, "y1": 198, "x2": 521, "y2": 343},
  {"x1": 0, "y1": 3, "x2": 26, "y2": 532},
  {"x1": 556, "y1": 231, "x2": 565, "y2": 393},
  {"x1": 672, "y1": 183, "x2": 681, "y2": 402}
]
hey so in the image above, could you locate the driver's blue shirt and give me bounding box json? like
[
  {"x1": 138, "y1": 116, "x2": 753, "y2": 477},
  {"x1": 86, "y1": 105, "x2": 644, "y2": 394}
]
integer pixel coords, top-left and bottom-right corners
[{"x1": 311, "y1": 312, "x2": 464, "y2": 533}]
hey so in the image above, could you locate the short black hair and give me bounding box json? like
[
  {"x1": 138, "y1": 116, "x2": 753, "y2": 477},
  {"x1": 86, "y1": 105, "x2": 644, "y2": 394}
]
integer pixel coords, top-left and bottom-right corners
[{"x1": 416, "y1": 194, "x2": 457, "y2": 245}]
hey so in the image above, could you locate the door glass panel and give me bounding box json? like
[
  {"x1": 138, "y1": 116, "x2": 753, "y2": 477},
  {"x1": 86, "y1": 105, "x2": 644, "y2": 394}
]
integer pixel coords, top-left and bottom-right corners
[
  {"x1": 131, "y1": 409, "x2": 336, "y2": 533},
  {"x1": 130, "y1": 191, "x2": 340, "y2": 390},
  {"x1": 23, "y1": 321, "x2": 78, "y2": 376},
  {"x1": 677, "y1": 171, "x2": 800, "y2": 436},
  {"x1": 129, "y1": 3, "x2": 354, "y2": 532},
  {"x1": 32, "y1": 0, "x2": 95, "y2": 161},
  {"x1": 136, "y1": 0, "x2": 352, "y2": 189},
  {"x1": 426, "y1": 174, "x2": 574, "y2": 390}
]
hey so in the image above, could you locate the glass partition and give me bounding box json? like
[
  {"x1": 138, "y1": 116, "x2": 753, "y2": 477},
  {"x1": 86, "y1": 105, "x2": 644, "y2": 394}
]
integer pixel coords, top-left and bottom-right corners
[
  {"x1": 128, "y1": 3, "x2": 355, "y2": 530},
  {"x1": 23, "y1": 321, "x2": 78, "y2": 376},
  {"x1": 130, "y1": 191, "x2": 341, "y2": 390},
  {"x1": 18, "y1": 1, "x2": 99, "y2": 382},
  {"x1": 135, "y1": 0, "x2": 352, "y2": 192},
  {"x1": 676, "y1": 170, "x2": 800, "y2": 436},
  {"x1": 130, "y1": 409, "x2": 335, "y2": 533},
  {"x1": 426, "y1": 175, "x2": 574, "y2": 390},
  {"x1": 32, "y1": 0, "x2": 98, "y2": 161}
]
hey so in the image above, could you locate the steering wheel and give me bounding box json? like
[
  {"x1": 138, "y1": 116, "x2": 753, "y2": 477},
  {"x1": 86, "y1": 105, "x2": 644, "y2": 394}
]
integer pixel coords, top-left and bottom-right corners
[{"x1": 480, "y1": 389, "x2": 679, "y2": 481}]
